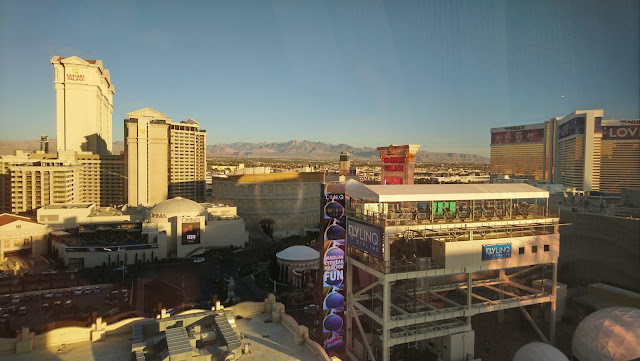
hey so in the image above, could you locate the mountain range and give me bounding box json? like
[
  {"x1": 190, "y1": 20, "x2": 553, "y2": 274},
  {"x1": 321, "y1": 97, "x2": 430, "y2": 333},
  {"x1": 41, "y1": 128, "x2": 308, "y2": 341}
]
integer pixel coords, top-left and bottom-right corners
[{"x1": 0, "y1": 139, "x2": 489, "y2": 164}]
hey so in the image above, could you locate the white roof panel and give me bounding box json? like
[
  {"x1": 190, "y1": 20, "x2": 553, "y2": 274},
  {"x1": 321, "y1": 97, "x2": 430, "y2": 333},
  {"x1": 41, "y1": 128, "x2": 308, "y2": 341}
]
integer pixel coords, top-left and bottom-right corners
[{"x1": 347, "y1": 184, "x2": 549, "y2": 202}]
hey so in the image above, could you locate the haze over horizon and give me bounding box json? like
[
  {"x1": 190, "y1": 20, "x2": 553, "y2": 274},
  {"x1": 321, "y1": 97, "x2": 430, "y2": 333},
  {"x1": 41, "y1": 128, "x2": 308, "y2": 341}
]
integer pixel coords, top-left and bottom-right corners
[{"x1": 1, "y1": 0, "x2": 638, "y2": 158}]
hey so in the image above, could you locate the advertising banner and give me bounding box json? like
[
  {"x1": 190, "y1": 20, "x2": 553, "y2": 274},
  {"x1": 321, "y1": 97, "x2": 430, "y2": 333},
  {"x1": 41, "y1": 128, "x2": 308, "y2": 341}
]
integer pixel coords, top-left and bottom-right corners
[
  {"x1": 181, "y1": 222, "x2": 201, "y2": 245},
  {"x1": 66, "y1": 244, "x2": 158, "y2": 252},
  {"x1": 482, "y1": 243, "x2": 512, "y2": 260},
  {"x1": 559, "y1": 117, "x2": 585, "y2": 139},
  {"x1": 491, "y1": 128, "x2": 544, "y2": 144},
  {"x1": 347, "y1": 219, "x2": 382, "y2": 258},
  {"x1": 321, "y1": 183, "x2": 346, "y2": 355}
]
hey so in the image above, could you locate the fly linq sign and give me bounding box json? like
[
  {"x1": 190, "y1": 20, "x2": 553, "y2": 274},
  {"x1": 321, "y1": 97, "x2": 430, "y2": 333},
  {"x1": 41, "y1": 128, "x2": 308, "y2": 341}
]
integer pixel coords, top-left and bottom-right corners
[{"x1": 347, "y1": 220, "x2": 382, "y2": 257}]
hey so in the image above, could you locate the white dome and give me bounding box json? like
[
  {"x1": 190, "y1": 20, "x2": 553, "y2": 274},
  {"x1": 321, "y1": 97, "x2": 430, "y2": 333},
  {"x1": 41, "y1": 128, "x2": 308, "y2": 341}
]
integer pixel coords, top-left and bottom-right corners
[
  {"x1": 572, "y1": 307, "x2": 640, "y2": 361},
  {"x1": 276, "y1": 245, "x2": 319, "y2": 262},
  {"x1": 150, "y1": 197, "x2": 205, "y2": 215},
  {"x1": 513, "y1": 342, "x2": 568, "y2": 361}
]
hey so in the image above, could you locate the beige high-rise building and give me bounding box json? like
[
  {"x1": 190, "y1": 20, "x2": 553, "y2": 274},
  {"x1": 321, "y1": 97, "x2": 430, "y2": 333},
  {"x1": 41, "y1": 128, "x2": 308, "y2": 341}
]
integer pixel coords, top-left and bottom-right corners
[
  {"x1": 0, "y1": 151, "x2": 125, "y2": 214},
  {"x1": 125, "y1": 108, "x2": 206, "y2": 207},
  {"x1": 51, "y1": 56, "x2": 115, "y2": 155}
]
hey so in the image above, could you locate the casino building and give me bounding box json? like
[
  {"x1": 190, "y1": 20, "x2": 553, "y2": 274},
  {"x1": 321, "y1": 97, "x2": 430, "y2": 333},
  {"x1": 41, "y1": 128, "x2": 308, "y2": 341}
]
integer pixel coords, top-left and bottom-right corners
[
  {"x1": 42, "y1": 197, "x2": 248, "y2": 268},
  {"x1": 599, "y1": 119, "x2": 640, "y2": 192},
  {"x1": 343, "y1": 183, "x2": 560, "y2": 361},
  {"x1": 490, "y1": 123, "x2": 550, "y2": 181},
  {"x1": 491, "y1": 109, "x2": 640, "y2": 193}
]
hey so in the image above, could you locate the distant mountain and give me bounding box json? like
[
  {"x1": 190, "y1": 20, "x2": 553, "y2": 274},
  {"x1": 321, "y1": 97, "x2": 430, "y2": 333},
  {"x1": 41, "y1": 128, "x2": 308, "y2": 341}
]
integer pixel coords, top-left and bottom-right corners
[
  {"x1": 0, "y1": 139, "x2": 489, "y2": 164},
  {"x1": 207, "y1": 140, "x2": 489, "y2": 164},
  {"x1": 0, "y1": 139, "x2": 124, "y2": 155}
]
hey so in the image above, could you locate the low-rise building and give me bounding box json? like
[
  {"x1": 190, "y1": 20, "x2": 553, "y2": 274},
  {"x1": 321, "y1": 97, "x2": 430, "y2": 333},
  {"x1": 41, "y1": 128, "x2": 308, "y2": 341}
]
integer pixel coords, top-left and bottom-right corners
[
  {"x1": 44, "y1": 197, "x2": 249, "y2": 267},
  {"x1": 0, "y1": 214, "x2": 49, "y2": 263},
  {"x1": 211, "y1": 172, "x2": 324, "y2": 240}
]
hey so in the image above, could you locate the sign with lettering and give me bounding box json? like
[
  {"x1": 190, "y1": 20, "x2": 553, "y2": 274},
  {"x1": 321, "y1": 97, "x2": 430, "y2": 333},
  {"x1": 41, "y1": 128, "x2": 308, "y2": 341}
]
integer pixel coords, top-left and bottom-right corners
[
  {"x1": 383, "y1": 156, "x2": 405, "y2": 163},
  {"x1": 321, "y1": 183, "x2": 345, "y2": 354},
  {"x1": 347, "y1": 219, "x2": 382, "y2": 257},
  {"x1": 602, "y1": 125, "x2": 640, "y2": 140},
  {"x1": 66, "y1": 68, "x2": 85, "y2": 82},
  {"x1": 482, "y1": 243, "x2": 512, "y2": 261}
]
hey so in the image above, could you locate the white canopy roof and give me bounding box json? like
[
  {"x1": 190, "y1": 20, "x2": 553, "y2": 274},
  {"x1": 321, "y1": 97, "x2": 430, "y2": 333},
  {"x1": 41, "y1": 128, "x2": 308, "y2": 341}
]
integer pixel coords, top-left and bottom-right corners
[
  {"x1": 276, "y1": 245, "x2": 319, "y2": 262},
  {"x1": 347, "y1": 183, "x2": 549, "y2": 202}
]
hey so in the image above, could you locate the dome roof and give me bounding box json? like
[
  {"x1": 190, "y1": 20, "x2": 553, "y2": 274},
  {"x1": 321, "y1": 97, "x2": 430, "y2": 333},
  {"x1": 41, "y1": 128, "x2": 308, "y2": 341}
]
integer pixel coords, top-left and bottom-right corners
[
  {"x1": 572, "y1": 307, "x2": 640, "y2": 361},
  {"x1": 150, "y1": 197, "x2": 205, "y2": 215},
  {"x1": 276, "y1": 245, "x2": 319, "y2": 262},
  {"x1": 513, "y1": 342, "x2": 568, "y2": 361}
]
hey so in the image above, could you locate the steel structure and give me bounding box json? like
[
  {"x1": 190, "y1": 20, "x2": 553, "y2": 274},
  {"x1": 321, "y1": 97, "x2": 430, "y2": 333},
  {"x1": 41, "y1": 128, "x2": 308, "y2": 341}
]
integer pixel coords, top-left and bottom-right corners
[{"x1": 344, "y1": 183, "x2": 560, "y2": 361}]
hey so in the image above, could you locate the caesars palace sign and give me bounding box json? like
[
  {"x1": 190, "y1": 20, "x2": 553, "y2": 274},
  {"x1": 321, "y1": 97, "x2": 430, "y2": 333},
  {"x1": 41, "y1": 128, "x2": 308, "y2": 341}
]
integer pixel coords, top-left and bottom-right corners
[{"x1": 66, "y1": 67, "x2": 85, "y2": 82}]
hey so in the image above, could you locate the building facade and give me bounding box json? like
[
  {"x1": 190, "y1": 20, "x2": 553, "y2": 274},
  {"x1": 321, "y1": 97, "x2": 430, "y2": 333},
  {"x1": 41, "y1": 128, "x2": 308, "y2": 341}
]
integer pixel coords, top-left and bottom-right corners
[
  {"x1": 344, "y1": 183, "x2": 560, "y2": 361},
  {"x1": 491, "y1": 109, "x2": 639, "y2": 193},
  {"x1": 490, "y1": 123, "x2": 549, "y2": 181},
  {"x1": 125, "y1": 108, "x2": 206, "y2": 206},
  {"x1": 46, "y1": 197, "x2": 248, "y2": 267},
  {"x1": 211, "y1": 172, "x2": 324, "y2": 240},
  {"x1": 0, "y1": 151, "x2": 125, "y2": 214},
  {"x1": 599, "y1": 119, "x2": 640, "y2": 192},
  {"x1": 0, "y1": 214, "x2": 49, "y2": 263},
  {"x1": 51, "y1": 56, "x2": 115, "y2": 155},
  {"x1": 553, "y1": 109, "x2": 603, "y2": 192}
]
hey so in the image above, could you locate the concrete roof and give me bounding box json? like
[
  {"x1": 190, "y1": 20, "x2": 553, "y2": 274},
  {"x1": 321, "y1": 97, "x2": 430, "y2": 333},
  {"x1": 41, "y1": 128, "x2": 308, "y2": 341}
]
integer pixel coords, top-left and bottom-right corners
[
  {"x1": 347, "y1": 183, "x2": 549, "y2": 202},
  {"x1": 232, "y1": 312, "x2": 324, "y2": 361}
]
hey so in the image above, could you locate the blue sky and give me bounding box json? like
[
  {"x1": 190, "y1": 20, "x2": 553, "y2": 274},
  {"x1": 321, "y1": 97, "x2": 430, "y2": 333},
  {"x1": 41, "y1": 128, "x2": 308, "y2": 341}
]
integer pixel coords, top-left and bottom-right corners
[{"x1": 0, "y1": 0, "x2": 638, "y2": 156}]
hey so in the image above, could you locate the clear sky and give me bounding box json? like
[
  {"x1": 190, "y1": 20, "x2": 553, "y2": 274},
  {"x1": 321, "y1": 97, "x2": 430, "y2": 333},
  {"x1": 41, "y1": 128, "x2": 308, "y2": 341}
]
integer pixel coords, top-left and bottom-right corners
[{"x1": 0, "y1": 0, "x2": 638, "y2": 156}]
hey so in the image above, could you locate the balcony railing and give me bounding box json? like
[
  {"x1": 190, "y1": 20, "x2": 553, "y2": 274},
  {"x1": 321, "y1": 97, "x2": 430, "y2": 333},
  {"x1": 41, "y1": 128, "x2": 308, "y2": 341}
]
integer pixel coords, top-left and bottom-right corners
[{"x1": 348, "y1": 203, "x2": 560, "y2": 228}]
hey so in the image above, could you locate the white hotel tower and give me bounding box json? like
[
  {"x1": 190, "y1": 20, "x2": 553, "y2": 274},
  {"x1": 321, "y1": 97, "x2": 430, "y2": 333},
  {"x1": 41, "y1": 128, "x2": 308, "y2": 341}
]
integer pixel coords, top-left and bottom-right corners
[{"x1": 51, "y1": 56, "x2": 115, "y2": 155}]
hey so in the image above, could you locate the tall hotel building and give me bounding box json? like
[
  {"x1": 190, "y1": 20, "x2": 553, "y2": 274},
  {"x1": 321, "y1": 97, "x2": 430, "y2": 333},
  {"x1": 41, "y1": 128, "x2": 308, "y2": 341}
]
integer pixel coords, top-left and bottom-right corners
[
  {"x1": 0, "y1": 151, "x2": 124, "y2": 213},
  {"x1": 553, "y1": 109, "x2": 604, "y2": 192},
  {"x1": 491, "y1": 109, "x2": 639, "y2": 192},
  {"x1": 51, "y1": 56, "x2": 115, "y2": 155},
  {"x1": 599, "y1": 119, "x2": 640, "y2": 192},
  {"x1": 490, "y1": 123, "x2": 551, "y2": 181},
  {"x1": 125, "y1": 108, "x2": 206, "y2": 206}
]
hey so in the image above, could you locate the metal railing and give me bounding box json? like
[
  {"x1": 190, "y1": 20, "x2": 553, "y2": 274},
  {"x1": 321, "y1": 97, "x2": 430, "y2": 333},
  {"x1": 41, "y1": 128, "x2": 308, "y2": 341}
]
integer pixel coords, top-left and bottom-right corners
[{"x1": 348, "y1": 248, "x2": 445, "y2": 274}]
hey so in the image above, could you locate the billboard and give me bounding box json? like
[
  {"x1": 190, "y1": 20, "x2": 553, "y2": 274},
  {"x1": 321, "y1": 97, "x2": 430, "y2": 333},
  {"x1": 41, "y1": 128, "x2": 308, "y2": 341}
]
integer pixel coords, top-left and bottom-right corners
[
  {"x1": 347, "y1": 219, "x2": 382, "y2": 258},
  {"x1": 558, "y1": 117, "x2": 585, "y2": 139},
  {"x1": 601, "y1": 125, "x2": 640, "y2": 140},
  {"x1": 321, "y1": 183, "x2": 345, "y2": 354},
  {"x1": 482, "y1": 243, "x2": 512, "y2": 260},
  {"x1": 491, "y1": 128, "x2": 544, "y2": 144},
  {"x1": 182, "y1": 222, "x2": 201, "y2": 245}
]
